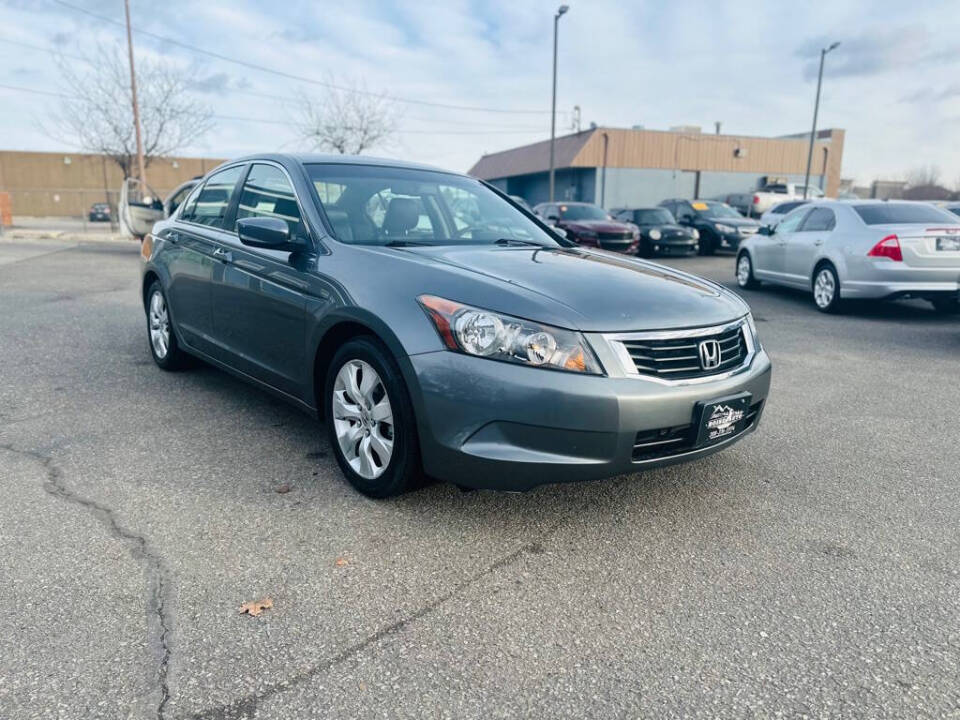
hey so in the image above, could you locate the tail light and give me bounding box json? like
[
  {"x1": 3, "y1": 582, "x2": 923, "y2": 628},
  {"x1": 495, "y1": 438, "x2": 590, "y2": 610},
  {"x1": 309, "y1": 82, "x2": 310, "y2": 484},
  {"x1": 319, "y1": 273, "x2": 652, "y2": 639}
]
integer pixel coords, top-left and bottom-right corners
[
  {"x1": 868, "y1": 234, "x2": 902, "y2": 262},
  {"x1": 752, "y1": 195, "x2": 759, "y2": 205}
]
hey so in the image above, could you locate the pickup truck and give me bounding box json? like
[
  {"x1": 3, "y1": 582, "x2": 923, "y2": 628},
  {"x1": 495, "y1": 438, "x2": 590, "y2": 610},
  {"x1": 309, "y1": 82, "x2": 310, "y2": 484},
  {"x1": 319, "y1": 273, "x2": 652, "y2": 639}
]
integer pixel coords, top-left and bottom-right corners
[{"x1": 734, "y1": 182, "x2": 824, "y2": 217}]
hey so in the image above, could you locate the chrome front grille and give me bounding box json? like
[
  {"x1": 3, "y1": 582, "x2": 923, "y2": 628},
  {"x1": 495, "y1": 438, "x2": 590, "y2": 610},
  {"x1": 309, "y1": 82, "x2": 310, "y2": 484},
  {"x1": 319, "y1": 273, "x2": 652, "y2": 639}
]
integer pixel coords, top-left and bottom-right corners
[{"x1": 605, "y1": 319, "x2": 754, "y2": 383}]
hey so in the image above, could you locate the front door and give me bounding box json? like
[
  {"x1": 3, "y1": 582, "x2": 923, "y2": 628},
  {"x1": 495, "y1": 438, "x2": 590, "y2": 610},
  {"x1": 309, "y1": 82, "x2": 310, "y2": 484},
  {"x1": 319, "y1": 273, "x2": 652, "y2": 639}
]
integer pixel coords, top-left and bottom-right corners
[
  {"x1": 784, "y1": 207, "x2": 835, "y2": 286},
  {"x1": 209, "y1": 163, "x2": 313, "y2": 397},
  {"x1": 756, "y1": 207, "x2": 810, "y2": 282},
  {"x1": 164, "y1": 166, "x2": 245, "y2": 353}
]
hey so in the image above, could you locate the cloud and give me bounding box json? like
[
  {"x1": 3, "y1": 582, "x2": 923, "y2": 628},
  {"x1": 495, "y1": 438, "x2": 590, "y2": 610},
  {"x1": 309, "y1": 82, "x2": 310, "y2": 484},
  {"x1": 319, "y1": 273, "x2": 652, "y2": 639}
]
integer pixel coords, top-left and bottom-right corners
[
  {"x1": 900, "y1": 83, "x2": 960, "y2": 104},
  {"x1": 188, "y1": 71, "x2": 251, "y2": 95},
  {"x1": 797, "y1": 26, "x2": 960, "y2": 81}
]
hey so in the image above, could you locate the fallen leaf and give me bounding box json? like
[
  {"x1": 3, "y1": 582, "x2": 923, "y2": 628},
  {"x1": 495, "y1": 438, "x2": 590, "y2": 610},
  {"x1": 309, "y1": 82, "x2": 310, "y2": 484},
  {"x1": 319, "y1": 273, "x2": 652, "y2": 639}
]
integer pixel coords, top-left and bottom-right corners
[
  {"x1": 335, "y1": 557, "x2": 349, "y2": 567},
  {"x1": 275, "y1": 484, "x2": 291, "y2": 494},
  {"x1": 239, "y1": 597, "x2": 273, "y2": 617}
]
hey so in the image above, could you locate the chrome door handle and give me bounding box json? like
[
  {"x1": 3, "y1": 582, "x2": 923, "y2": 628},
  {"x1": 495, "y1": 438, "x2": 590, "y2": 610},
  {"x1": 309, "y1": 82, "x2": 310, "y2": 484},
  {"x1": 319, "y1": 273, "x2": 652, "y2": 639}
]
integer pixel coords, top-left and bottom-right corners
[
  {"x1": 814, "y1": 239, "x2": 824, "y2": 246},
  {"x1": 212, "y1": 247, "x2": 232, "y2": 262}
]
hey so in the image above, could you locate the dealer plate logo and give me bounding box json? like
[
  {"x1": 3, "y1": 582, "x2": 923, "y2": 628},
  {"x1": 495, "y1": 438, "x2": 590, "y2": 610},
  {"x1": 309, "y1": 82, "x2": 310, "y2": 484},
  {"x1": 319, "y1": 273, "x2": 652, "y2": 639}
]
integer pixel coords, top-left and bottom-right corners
[{"x1": 706, "y1": 404, "x2": 745, "y2": 440}]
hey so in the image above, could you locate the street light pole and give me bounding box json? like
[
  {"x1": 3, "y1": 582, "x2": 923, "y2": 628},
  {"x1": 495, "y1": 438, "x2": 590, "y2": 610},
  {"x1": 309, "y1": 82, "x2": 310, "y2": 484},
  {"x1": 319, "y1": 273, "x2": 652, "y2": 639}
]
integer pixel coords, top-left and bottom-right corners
[
  {"x1": 548, "y1": 4, "x2": 569, "y2": 203},
  {"x1": 803, "y1": 41, "x2": 839, "y2": 199}
]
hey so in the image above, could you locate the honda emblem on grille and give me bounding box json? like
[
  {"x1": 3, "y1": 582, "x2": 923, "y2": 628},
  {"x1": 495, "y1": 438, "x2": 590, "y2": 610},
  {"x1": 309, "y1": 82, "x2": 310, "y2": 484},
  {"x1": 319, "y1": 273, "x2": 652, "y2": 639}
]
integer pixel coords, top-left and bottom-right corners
[{"x1": 698, "y1": 339, "x2": 721, "y2": 370}]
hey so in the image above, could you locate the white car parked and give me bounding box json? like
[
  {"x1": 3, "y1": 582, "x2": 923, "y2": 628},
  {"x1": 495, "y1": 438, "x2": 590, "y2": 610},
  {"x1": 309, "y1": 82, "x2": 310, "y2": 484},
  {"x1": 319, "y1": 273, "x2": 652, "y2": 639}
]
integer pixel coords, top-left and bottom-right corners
[{"x1": 735, "y1": 201, "x2": 960, "y2": 313}]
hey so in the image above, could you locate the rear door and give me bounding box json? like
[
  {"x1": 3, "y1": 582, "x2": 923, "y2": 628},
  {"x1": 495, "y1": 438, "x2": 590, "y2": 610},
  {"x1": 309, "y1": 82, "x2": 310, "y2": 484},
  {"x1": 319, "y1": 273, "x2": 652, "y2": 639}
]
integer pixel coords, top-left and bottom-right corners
[
  {"x1": 165, "y1": 165, "x2": 245, "y2": 353},
  {"x1": 209, "y1": 162, "x2": 315, "y2": 396},
  {"x1": 785, "y1": 207, "x2": 835, "y2": 285}
]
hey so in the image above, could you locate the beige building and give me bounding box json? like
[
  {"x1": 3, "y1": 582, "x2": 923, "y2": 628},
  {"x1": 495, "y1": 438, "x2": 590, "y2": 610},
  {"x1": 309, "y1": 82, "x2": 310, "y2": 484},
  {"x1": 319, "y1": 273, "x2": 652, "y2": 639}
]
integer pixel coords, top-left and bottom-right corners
[
  {"x1": 469, "y1": 126, "x2": 845, "y2": 209},
  {"x1": 0, "y1": 150, "x2": 226, "y2": 218}
]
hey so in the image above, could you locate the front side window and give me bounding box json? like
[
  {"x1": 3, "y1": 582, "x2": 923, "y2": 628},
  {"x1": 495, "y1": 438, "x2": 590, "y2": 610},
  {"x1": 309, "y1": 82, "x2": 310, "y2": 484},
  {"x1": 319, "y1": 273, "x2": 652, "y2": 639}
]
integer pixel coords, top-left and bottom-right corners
[
  {"x1": 186, "y1": 165, "x2": 244, "y2": 229},
  {"x1": 800, "y1": 207, "x2": 836, "y2": 232},
  {"x1": 776, "y1": 207, "x2": 810, "y2": 233},
  {"x1": 305, "y1": 163, "x2": 562, "y2": 247},
  {"x1": 236, "y1": 164, "x2": 303, "y2": 237}
]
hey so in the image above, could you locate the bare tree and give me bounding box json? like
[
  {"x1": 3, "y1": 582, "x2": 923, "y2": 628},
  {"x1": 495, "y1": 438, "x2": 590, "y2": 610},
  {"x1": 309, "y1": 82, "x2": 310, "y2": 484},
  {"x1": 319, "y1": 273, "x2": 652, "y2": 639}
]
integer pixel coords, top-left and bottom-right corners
[
  {"x1": 905, "y1": 164, "x2": 941, "y2": 188},
  {"x1": 296, "y1": 77, "x2": 397, "y2": 155},
  {"x1": 50, "y1": 44, "x2": 213, "y2": 178}
]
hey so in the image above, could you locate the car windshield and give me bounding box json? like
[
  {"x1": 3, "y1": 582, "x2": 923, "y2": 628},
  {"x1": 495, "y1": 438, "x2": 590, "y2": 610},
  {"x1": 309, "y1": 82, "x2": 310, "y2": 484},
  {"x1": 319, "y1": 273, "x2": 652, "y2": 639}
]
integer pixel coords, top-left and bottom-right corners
[
  {"x1": 306, "y1": 164, "x2": 562, "y2": 247},
  {"x1": 559, "y1": 204, "x2": 609, "y2": 221},
  {"x1": 854, "y1": 203, "x2": 960, "y2": 225},
  {"x1": 635, "y1": 209, "x2": 674, "y2": 224},
  {"x1": 694, "y1": 201, "x2": 742, "y2": 219}
]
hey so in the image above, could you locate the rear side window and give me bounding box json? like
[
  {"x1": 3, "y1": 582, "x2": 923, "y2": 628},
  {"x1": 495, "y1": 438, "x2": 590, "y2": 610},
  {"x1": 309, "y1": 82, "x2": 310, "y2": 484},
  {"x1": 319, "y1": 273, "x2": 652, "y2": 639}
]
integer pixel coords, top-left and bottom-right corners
[
  {"x1": 236, "y1": 164, "x2": 304, "y2": 237},
  {"x1": 854, "y1": 203, "x2": 959, "y2": 225},
  {"x1": 800, "y1": 207, "x2": 836, "y2": 232},
  {"x1": 184, "y1": 166, "x2": 244, "y2": 228}
]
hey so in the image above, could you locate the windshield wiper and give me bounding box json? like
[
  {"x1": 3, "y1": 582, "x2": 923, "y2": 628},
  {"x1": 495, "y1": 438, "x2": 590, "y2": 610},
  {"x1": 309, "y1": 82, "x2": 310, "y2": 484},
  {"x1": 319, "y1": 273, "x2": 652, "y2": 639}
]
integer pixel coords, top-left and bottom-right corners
[{"x1": 494, "y1": 237, "x2": 544, "y2": 247}]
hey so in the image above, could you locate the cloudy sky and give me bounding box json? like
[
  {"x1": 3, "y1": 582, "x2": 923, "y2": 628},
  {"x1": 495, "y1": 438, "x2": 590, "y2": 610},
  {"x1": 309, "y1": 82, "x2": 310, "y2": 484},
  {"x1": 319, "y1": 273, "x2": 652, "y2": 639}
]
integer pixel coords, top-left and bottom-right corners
[{"x1": 1, "y1": 0, "x2": 958, "y2": 186}]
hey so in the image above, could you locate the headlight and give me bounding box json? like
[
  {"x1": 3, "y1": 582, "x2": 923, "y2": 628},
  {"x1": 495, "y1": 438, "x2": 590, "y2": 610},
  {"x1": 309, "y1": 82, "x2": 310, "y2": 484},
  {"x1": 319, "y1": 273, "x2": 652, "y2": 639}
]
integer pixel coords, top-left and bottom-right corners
[
  {"x1": 649, "y1": 229, "x2": 662, "y2": 240},
  {"x1": 715, "y1": 223, "x2": 735, "y2": 234},
  {"x1": 691, "y1": 229, "x2": 700, "y2": 239},
  {"x1": 418, "y1": 295, "x2": 603, "y2": 374},
  {"x1": 745, "y1": 312, "x2": 762, "y2": 350}
]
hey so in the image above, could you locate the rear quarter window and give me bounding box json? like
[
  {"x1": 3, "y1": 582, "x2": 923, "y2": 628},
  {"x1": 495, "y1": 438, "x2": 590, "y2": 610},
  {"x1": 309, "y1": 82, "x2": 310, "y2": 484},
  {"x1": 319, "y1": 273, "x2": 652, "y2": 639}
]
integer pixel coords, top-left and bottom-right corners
[{"x1": 854, "y1": 204, "x2": 959, "y2": 225}]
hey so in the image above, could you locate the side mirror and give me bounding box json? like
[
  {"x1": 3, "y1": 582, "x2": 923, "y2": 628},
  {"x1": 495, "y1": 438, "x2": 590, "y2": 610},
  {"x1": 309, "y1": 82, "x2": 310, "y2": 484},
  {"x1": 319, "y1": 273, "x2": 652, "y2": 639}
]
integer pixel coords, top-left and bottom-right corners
[
  {"x1": 758, "y1": 225, "x2": 773, "y2": 236},
  {"x1": 552, "y1": 226, "x2": 568, "y2": 239},
  {"x1": 546, "y1": 214, "x2": 559, "y2": 224},
  {"x1": 237, "y1": 217, "x2": 300, "y2": 251}
]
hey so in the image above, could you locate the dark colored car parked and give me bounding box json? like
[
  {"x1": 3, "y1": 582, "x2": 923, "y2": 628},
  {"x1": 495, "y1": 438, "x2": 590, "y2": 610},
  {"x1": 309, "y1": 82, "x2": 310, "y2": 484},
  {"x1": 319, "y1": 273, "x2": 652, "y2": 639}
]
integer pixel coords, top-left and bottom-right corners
[
  {"x1": 88, "y1": 202, "x2": 111, "y2": 222},
  {"x1": 612, "y1": 207, "x2": 699, "y2": 257},
  {"x1": 532, "y1": 201, "x2": 638, "y2": 253},
  {"x1": 659, "y1": 199, "x2": 760, "y2": 255},
  {"x1": 141, "y1": 155, "x2": 770, "y2": 497}
]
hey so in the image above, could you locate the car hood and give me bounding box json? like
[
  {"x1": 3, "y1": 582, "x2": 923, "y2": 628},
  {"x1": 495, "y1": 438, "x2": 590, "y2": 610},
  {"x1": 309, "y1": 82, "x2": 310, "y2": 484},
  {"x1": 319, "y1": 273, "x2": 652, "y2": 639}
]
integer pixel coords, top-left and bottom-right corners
[
  {"x1": 561, "y1": 219, "x2": 634, "y2": 233},
  {"x1": 395, "y1": 245, "x2": 748, "y2": 332}
]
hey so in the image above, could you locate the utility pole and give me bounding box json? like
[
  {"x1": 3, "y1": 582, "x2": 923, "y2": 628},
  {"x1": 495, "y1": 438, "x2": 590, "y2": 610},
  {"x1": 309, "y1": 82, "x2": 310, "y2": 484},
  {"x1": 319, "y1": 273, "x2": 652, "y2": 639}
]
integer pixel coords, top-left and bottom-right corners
[
  {"x1": 124, "y1": 0, "x2": 147, "y2": 191},
  {"x1": 803, "y1": 41, "x2": 839, "y2": 199},
  {"x1": 548, "y1": 5, "x2": 569, "y2": 203}
]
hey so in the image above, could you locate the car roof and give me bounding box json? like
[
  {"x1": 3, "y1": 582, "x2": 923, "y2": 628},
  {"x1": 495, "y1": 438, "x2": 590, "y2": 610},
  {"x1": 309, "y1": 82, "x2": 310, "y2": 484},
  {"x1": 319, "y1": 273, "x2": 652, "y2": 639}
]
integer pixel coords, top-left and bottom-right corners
[{"x1": 229, "y1": 152, "x2": 455, "y2": 175}]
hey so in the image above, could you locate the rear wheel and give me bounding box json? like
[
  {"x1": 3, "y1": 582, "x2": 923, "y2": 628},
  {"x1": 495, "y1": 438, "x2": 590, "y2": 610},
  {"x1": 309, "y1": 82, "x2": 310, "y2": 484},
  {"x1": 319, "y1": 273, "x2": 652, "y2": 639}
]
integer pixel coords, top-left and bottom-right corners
[
  {"x1": 736, "y1": 253, "x2": 760, "y2": 290},
  {"x1": 324, "y1": 337, "x2": 421, "y2": 498},
  {"x1": 812, "y1": 264, "x2": 843, "y2": 313},
  {"x1": 930, "y1": 296, "x2": 960, "y2": 314}
]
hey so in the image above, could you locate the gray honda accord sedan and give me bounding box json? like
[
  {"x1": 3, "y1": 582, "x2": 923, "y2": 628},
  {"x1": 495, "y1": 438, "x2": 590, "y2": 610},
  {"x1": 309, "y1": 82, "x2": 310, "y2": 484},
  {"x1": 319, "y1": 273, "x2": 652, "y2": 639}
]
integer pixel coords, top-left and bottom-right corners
[{"x1": 140, "y1": 154, "x2": 771, "y2": 497}]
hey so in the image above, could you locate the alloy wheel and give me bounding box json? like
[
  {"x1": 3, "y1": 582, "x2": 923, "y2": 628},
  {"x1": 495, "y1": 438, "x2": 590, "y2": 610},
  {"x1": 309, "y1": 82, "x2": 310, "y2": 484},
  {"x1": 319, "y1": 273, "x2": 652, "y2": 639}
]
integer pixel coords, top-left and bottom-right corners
[
  {"x1": 737, "y1": 255, "x2": 752, "y2": 287},
  {"x1": 149, "y1": 290, "x2": 170, "y2": 359},
  {"x1": 332, "y1": 360, "x2": 394, "y2": 479},
  {"x1": 814, "y1": 269, "x2": 836, "y2": 309}
]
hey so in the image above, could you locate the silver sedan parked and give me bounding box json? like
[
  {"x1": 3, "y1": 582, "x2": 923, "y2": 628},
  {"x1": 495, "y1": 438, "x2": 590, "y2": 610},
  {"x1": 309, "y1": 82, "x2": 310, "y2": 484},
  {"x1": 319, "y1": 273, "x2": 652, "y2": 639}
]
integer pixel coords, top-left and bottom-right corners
[{"x1": 735, "y1": 200, "x2": 960, "y2": 313}]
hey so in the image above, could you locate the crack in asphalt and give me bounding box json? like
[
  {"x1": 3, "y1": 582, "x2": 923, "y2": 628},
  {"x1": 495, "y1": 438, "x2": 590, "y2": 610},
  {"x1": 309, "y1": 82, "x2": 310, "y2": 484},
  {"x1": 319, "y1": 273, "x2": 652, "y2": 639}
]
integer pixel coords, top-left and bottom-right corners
[
  {"x1": 0, "y1": 444, "x2": 174, "y2": 720},
  {"x1": 188, "y1": 526, "x2": 567, "y2": 720}
]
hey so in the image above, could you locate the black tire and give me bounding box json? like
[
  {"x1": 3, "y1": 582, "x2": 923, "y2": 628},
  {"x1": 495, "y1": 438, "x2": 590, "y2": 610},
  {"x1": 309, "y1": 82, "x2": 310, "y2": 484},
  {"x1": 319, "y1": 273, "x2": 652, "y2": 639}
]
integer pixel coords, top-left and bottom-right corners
[
  {"x1": 637, "y1": 240, "x2": 652, "y2": 259},
  {"x1": 930, "y1": 296, "x2": 960, "y2": 314},
  {"x1": 812, "y1": 263, "x2": 844, "y2": 314},
  {"x1": 698, "y1": 233, "x2": 716, "y2": 256},
  {"x1": 145, "y1": 281, "x2": 190, "y2": 370},
  {"x1": 324, "y1": 336, "x2": 421, "y2": 498},
  {"x1": 736, "y1": 252, "x2": 760, "y2": 290}
]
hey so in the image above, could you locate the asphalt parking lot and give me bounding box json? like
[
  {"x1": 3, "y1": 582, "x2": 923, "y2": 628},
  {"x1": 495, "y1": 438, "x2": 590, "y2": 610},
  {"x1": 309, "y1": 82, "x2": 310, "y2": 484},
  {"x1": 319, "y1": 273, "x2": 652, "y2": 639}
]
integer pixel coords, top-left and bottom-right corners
[{"x1": 1, "y1": 238, "x2": 958, "y2": 720}]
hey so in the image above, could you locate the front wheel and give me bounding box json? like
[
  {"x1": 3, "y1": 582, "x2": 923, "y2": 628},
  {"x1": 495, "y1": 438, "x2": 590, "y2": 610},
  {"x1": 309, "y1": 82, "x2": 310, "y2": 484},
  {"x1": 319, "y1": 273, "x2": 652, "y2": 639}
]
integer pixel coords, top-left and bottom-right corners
[
  {"x1": 736, "y1": 253, "x2": 760, "y2": 290},
  {"x1": 812, "y1": 264, "x2": 843, "y2": 313},
  {"x1": 324, "y1": 337, "x2": 421, "y2": 498}
]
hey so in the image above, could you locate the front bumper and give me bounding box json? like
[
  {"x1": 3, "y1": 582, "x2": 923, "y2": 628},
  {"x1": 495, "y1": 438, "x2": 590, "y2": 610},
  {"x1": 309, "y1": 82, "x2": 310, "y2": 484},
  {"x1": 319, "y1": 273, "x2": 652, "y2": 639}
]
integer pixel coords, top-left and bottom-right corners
[{"x1": 406, "y1": 346, "x2": 772, "y2": 490}]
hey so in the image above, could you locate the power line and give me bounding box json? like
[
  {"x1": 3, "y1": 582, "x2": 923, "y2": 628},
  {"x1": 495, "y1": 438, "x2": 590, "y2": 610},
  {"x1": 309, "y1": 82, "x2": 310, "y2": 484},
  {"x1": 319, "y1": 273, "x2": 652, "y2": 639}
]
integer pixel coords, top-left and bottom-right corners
[
  {"x1": 49, "y1": 0, "x2": 562, "y2": 116},
  {"x1": 0, "y1": 84, "x2": 545, "y2": 136}
]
